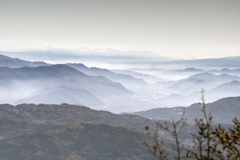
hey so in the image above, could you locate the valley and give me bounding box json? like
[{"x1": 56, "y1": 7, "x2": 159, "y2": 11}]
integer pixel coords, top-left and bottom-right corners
[
  {"x1": 1, "y1": 1, "x2": 239, "y2": 159},
  {"x1": 0, "y1": 53, "x2": 240, "y2": 159}
]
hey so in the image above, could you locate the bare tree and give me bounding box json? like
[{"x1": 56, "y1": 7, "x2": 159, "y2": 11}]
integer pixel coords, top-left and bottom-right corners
[
  {"x1": 144, "y1": 109, "x2": 187, "y2": 160},
  {"x1": 143, "y1": 125, "x2": 168, "y2": 160},
  {"x1": 144, "y1": 89, "x2": 240, "y2": 160},
  {"x1": 186, "y1": 89, "x2": 223, "y2": 160},
  {"x1": 212, "y1": 118, "x2": 240, "y2": 159}
]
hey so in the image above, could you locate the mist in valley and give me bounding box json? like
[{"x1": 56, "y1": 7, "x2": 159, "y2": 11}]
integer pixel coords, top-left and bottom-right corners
[
  {"x1": 0, "y1": 0, "x2": 240, "y2": 158},
  {"x1": 1, "y1": 53, "x2": 240, "y2": 115}
]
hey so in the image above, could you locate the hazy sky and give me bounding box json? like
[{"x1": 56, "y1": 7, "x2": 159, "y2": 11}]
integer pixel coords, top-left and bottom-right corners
[{"x1": 0, "y1": 0, "x2": 240, "y2": 59}]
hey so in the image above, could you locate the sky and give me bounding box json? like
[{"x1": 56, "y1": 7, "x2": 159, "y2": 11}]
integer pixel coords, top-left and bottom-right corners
[{"x1": 0, "y1": 0, "x2": 240, "y2": 60}]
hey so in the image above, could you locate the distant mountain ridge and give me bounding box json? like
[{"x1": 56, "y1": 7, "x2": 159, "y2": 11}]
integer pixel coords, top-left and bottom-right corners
[
  {"x1": 111, "y1": 69, "x2": 163, "y2": 84},
  {"x1": 166, "y1": 72, "x2": 240, "y2": 93},
  {"x1": 67, "y1": 63, "x2": 149, "y2": 88},
  {"x1": 161, "y1": 68, "x2": 204, "y2": 75},
  {"x1": 0, "y1": 64, "x2": 132, "y2": 105},
  {"x1": 167, "y1": 78, "x2": 200, "y2": 93},
  {"x1": 156, "y1": 72, "x2": 240, "y2": 106},
  {"x1": 0, "y1": 50, "x2": 174, "y2": 63},
  {"x1": 209, "y1": 68, "x2": 240, "y2": 75},
  {"x1": 160, "y1": 80, "x2": 240, "y2": 106},
  {"x1": 181, "y1": 79, "x2": 209, "y2": 95},
  {"x1": 188, "y1": 72, "x2": 240, "y2": 84},
  {"x1": 160, "y1": 56, "x2": 240, "y2": 66},
  {"x1": 0, "y1": 54, "x2": 48, "y2": 68},
  {"x1": 15, "y1": 86, "x2": 104, "y2": 107}
]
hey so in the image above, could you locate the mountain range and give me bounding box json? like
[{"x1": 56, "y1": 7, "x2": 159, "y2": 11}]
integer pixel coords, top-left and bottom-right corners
[
  {"x1": 66, "y1": 63, "x2": 149, "y2": 88},
  {"x1": 209, "y1": 68, "x2": 240, "y2": 76},
  {"x1": 1, "y1": 52, "x2": 240, "y2": 159},
  {"x1": 160, "y1": 80, "x2": 240, "y2": 106},
  {"x1": 0, "y1": 96, "x2": 239, "y2": 159},
  {"x1": 0, "y1": 54, "x2": 48, "y2": 68},
  {"x1": 159, "y1": 68, "x2": 204, "y2": 80},
  {"x1": 160, "y1": 56, "x2": 240, "y2": 67},
  {"x1": 0, "y1": 64, "x2": 132, "y2": 106},
  {"x1": 167, "y1": 72, "x2": 240, "y2": 93},
  {"x1": 14, "y1": 86, "x2": 104, "y2": 107},
  {"x1": 1, "y1": 53, "x2": 240, "y2": 113},
  {"x1": 111, "y1": 69, "x2": 163, "y2": 84},
  {"x1": 0, "y1": 50, "x2": 174, "y2": 63},
  {"x1": 153, "y1": 72, "x2": 240, "y2": 106}
]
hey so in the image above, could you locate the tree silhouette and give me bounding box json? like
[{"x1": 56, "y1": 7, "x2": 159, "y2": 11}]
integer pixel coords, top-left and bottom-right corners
[
  {"x1": 144, "y1": 89, "x2": 240, "y2": 160},
  {"x1": 144, "y1": 109, "x2": 187, "y2": 160}
]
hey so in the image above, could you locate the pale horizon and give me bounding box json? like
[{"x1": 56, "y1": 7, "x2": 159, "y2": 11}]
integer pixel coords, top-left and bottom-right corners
[
  {"x1": 1, "y1": 46, "x2": 240, "y2": 61},
  {"x1": 1, "y1": 0, "x2": 240, "y2": 60}
]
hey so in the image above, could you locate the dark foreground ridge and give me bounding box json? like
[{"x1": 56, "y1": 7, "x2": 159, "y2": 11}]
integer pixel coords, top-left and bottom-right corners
[
  {"x1": 0, "y1": 103, "x2": 178, "y2": 160},
  {"x1": 0, "y1": 103, "x2": 155, "y2": 132},
  {"x1": 0, "y1": 123, "x2": 161, "y2": 160}
]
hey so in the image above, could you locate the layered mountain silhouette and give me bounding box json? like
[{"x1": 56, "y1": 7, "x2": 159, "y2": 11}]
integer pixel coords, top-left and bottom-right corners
[
  {"x1": 67, "y1": 63, "x2": 148, "y2": 88},
  {"x1": 0, "y1": 50, "x2": 174, "y2": 62},
  {"x1": 15, "y1": 86, "x2": 104, "y2": 107},
  {"x1": 160, "y1": 56, "x2": 240, "y2": 66},
  {"x1": 188, "y1": 72, "x2": 240, "y2": 84},
  {"x1": 167, "y1": 78, "x2": 201, "y2": 93},
  {"x1": 160, "y1": 80, "x2": 240, "y2": 106},
  {"x1": 180, "y1": 79, "x2": 212, "y2": 95},
  {"x1": 162, "y1": 68, "x2": 204, "y2": 74},
  {"x1": 207, "y1": 80, "x2": 240, "y2": 98},
  {"x1": 167, "y1": 72, "x2": 240, "y2": 94},
  {"x1": 160, "y1": 68, "x2": 204, "y2": 79},
  {"x1": 0, "y1": 54, "x2": 48, "y2": 68},
  {"x1": 0, "y1": 64, "x2": 132, "y2": 105},
  {"x1": 0, "y1": 50, "x2": 79, "y2": 61},
  {"x1": 209, "y1": 68, "x2": 240, "y2": 75},
  {"x1": 111, "y1": 69, "x2": 163, "y2": 84}
]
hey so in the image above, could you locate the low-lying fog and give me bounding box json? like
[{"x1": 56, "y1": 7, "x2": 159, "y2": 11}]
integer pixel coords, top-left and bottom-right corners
[{"x1": 1, "y1": 53, "x2": 240, "y2": 114}]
